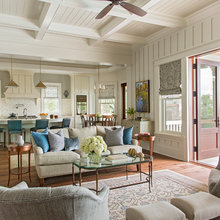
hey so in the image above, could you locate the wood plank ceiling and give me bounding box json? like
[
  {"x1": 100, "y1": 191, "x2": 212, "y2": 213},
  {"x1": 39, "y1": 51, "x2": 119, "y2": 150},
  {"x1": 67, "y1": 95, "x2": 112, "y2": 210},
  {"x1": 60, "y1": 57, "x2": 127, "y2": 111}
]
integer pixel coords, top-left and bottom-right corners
[{"x1": 0, "y1": 0, "x2": 218, "y2": 46}]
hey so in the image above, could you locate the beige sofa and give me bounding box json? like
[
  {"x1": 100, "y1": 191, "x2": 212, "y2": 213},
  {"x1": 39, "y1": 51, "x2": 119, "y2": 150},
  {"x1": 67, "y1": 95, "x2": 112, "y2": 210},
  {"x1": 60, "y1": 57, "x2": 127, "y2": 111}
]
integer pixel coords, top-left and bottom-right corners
[{"x1": 32, "y1": 126, "x2": 141, "y2": 185}]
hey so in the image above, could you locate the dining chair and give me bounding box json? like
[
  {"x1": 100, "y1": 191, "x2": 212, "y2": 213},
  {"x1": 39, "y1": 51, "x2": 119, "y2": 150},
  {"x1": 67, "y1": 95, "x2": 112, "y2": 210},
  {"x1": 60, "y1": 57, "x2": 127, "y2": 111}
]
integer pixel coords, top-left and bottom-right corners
[
  {"x1": 0, "y1": 128, "x2": 6, "y2": 147},
  {"x1": 102, "y1": 115, "x2": 114, "y2": 126},
  {"x1": 8, "y1": 120, "x2": 26, "y2": 144},
  {"x1": 87, "y1": 114, "x2": 97, "y2": 126},
  {"x1": 30, "y1": 119, "x2": 49, "y2": 132},
  {"x1": 80, "y1": 115, "x2": 87, "y2": 128}
]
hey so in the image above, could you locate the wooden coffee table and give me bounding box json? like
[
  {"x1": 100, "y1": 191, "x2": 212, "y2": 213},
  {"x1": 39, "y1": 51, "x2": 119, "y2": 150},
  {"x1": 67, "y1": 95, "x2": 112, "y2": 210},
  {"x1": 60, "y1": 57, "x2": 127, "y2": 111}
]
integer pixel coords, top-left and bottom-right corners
[
  {"x1": 72, "y1": 154, "x2": 153, "y2": 195},
  {"x1": 7, "y1": 143, "x2": 32, "y2": 186}
]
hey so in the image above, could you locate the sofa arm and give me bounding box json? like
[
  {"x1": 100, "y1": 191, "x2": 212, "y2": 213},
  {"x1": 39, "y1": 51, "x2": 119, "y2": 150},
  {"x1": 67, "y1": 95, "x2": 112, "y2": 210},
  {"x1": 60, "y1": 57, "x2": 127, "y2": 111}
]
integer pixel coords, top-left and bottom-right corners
[
  {"x1": 98, "y1": 186, "x2": 109, "y2": 202},
  {"x1": 33, "y1": 146, "x2": 43, "y2": 155},
  {"x1": 132, "y1": 139, "x2": 138, "y2": 146}
]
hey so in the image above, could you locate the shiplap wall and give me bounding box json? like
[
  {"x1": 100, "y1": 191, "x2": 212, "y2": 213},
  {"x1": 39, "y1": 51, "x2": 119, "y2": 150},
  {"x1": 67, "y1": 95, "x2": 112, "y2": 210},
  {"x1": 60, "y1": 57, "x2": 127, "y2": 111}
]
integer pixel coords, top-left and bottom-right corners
[{"x1": 130, "y1": 10, "x2": 220, "y2": 161}]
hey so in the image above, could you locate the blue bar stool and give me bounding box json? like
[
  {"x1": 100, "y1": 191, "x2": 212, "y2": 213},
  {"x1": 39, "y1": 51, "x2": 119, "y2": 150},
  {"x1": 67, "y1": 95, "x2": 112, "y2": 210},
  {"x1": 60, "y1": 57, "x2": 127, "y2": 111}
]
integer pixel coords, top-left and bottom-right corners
[
  {"x1": 50, "y1": 118, "x2": 71, "y2": 129},
  {"x1": 30, "y1": 119, "x2": 49, "y2": 132},
  {"x1": 0, "y1": 128, "x2": 6, "y2": 147},
  {"x1": 8, "y1": 120, "x2": 26, "y2": 144}
]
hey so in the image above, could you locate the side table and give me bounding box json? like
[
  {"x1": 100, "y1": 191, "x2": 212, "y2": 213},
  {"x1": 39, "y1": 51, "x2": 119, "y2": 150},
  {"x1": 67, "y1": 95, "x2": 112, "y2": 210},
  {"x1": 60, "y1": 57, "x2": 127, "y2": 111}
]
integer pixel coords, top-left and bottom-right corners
[
  {"x1": 136, "y1": 134, "x2": 156, "y2": 157},
  {"x1": 7, "y1": 143, "x2": 32, "y2": 186}
]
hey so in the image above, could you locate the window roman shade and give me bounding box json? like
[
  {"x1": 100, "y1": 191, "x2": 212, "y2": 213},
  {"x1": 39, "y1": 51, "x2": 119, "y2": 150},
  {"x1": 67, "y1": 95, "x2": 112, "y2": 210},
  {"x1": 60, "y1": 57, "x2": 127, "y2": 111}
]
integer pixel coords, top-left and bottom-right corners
[
  {"x1": 76, "y1": 95, "x2": 87, "y2": 102},
  {"x1": 159, "y1": 59, "x2": 182, "y2": 95},
  {"x1": 99, "y1": 84, "x2": 115, "y2": 99}
]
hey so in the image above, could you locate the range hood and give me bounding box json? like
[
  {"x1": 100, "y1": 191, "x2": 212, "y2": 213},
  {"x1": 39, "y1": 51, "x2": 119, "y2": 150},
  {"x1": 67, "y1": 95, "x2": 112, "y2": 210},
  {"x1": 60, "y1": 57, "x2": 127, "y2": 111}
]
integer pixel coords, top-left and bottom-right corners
[{"x1": 4, "y1": 70, "x2": 40, "y2": 100}]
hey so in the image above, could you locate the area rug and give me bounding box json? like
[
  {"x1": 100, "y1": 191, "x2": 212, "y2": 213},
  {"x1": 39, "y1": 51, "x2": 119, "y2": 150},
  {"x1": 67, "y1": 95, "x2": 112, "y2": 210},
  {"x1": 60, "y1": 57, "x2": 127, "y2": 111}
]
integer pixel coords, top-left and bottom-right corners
[
  {"x1": 82, "y1": 169, "x2": 208, "y2": 220},
  {"x1": 10, "y1": 153, "x2": 35, "y2": 169}
]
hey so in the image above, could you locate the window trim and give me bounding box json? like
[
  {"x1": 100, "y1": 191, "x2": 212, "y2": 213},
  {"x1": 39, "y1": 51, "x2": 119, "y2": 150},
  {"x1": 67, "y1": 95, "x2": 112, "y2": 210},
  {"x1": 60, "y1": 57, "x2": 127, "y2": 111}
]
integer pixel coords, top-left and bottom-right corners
[
  {"x1": 161, "y1": 94, "x2": 182, "y2": 134},
  {"x1": 41, "y1": 83, "x2": 62, "y2": 114}
]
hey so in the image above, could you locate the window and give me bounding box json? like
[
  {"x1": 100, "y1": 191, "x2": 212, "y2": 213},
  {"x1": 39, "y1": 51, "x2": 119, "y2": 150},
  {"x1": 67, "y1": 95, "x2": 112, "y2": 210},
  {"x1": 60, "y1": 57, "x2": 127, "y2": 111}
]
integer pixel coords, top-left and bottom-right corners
[
  {"x1": 76, "y1": 95, "x2": 87, "y2": 115},
  {"x1": 42, "y1": 83, "x2": 61, "y2": 114},
  {"x1": 161, "y1": 94, "x2": 182, "y2": 132},
  {"x1": 99, "y1": 99, "x2": 115, "y2": 115}
]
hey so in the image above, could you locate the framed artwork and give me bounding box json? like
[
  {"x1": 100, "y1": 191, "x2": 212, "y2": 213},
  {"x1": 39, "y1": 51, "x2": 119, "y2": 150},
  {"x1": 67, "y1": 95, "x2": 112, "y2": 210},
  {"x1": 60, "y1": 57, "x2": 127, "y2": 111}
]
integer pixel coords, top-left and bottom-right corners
[{"x1": 136, "y1": 80, "x2": 150, "y2": 113}]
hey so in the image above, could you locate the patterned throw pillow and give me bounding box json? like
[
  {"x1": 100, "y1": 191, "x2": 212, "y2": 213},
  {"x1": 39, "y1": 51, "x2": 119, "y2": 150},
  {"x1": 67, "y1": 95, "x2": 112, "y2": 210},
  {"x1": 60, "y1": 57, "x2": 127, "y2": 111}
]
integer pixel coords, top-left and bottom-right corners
[
  {"x1": 48, "y1": 130, "x2": 65, "y2": 152},
  {"x1": 64, "y1": 137, "x2": 80, "y2": 151},
  {"x1": 105, "y1": 127, "x2": 124, "y2": 146},
  {"x1": 123, "y1": 126, "x2": 133, "y2": 145},
  {"x1": 31, "y1": 128, "x2": 49, "y2": 153}
]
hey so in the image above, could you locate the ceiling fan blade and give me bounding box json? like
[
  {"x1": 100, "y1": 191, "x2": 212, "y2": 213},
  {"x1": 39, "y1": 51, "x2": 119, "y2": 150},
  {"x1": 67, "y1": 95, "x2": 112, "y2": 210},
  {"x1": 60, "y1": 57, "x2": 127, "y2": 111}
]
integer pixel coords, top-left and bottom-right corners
[
  {"x1": 95, "y1": 3, "x2": 114, "y2": 19},
  {"x1": 120, "y1": 2, "x2": 147, "y2": 17}
]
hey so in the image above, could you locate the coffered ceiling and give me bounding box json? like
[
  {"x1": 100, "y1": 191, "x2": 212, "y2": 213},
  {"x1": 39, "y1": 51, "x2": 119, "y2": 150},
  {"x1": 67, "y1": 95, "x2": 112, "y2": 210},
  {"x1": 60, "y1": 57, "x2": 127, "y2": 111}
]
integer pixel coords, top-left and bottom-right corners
[{"x1": 0, "y1": 0, "x2": 217, "y2": 46}]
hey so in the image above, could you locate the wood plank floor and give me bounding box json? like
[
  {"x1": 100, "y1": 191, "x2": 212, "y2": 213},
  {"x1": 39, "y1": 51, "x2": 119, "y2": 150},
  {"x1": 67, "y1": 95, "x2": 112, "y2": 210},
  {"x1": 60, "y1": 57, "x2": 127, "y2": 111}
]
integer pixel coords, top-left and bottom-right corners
[{"x1": 0, "y1": 148, "x2": 212, "y2": 188}]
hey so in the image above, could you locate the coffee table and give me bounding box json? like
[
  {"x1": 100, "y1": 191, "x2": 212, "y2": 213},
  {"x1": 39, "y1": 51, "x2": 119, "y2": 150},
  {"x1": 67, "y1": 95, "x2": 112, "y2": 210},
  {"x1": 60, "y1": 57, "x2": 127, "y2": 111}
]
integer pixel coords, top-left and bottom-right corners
[{"x1": 72, "y1": 154, "x2": 153, "y2": 195}]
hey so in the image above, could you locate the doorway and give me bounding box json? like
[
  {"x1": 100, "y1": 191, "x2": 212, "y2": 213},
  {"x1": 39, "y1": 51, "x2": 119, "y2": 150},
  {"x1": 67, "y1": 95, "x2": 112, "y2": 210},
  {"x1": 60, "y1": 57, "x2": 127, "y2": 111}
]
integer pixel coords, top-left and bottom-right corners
[{"x1": 191, "y1": 50, "x2": 220, "y2": 167}]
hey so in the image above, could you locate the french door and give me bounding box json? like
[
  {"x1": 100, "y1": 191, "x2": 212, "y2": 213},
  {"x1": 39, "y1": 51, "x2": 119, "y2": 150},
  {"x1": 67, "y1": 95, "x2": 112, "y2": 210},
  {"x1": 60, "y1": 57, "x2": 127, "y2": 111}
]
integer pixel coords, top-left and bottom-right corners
[{"x1": 197, "y1": 59, "x2": 220, "y2": 159}]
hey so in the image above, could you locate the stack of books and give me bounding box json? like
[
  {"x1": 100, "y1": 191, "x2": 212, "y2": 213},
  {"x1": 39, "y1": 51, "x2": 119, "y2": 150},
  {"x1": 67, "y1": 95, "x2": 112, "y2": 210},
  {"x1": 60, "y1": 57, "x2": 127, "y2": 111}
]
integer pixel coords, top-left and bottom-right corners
[{"x1": 105, "y1": 154, "x2": 133, "y2": 164}]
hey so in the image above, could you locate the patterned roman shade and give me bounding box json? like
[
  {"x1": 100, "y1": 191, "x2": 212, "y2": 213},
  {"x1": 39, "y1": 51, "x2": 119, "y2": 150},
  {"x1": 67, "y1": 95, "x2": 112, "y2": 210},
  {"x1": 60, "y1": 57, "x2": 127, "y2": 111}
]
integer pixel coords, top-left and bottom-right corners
[
  {"x1": 159, "y1": 59, "x2": 182, "y2": 95},
  {"x1": 99, "y1": 84, "x2": 115, "y2": 99}
]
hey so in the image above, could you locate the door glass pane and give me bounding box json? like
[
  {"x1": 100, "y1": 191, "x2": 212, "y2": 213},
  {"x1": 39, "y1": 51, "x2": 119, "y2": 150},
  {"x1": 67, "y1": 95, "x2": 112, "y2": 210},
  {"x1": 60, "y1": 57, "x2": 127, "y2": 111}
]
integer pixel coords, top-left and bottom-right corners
[{"x1": 200, "y1": 64, "x2": 216, "y2": 128}]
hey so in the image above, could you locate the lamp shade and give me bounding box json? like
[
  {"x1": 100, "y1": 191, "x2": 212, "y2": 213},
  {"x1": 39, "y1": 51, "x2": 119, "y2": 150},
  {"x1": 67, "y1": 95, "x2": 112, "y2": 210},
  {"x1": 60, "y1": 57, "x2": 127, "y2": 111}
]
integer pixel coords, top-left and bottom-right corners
[
  {"x1": 5, "y1": 79, "x2": 19, "y2": 88},
  {"x1": 35, "y1": 81, "x2": 47, "y2": 89}
]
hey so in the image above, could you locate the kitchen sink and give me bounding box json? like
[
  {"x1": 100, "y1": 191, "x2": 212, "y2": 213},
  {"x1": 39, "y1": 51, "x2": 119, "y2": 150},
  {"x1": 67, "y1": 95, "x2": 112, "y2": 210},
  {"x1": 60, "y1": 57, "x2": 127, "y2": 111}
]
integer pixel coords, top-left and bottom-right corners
[{"x1": 17, "y1": 115, "x2": 38, "y2": 119}]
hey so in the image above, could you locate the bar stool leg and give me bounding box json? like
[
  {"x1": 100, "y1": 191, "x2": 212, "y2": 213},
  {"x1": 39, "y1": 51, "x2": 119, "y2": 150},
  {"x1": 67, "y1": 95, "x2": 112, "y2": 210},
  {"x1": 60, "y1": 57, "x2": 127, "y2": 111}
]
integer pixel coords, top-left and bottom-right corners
[
  {"x1": 4, "y1": 131, "x2": 6, "y2": 147},
  {"x1": 28, "y1": 150, "x2": 31, "y2": 182},
  {"x1": 24, "y1": 131, "x2": 26, "y2": 142},
  {"x1": 8, "y1": 133, "x2": 11, "y2": 144},
  {"x1": 8, "y1": 151, "x2": 11, "y2": 186}
]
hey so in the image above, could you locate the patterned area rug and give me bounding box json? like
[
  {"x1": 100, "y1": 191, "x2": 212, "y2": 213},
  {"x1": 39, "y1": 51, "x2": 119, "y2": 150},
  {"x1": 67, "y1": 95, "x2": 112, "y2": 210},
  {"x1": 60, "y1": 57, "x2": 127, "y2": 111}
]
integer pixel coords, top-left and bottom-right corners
[{"x1": 82, "y1": 169, "x2": 208, "y2": 220}]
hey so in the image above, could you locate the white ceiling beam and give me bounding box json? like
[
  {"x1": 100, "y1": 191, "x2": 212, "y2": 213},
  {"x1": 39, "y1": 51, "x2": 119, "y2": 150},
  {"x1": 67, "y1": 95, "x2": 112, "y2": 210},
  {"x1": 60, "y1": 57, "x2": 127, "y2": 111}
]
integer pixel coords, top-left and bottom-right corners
[
  {"x1": 0, "y1": 14, "x2": 39, "y2": 31},
  {"x1": 36, "y1": 1, "x2": 61, "y2": 40},
  {"x1": 39, "y1": 0, "x2": 186, "y2": 28},
  {"x1": 49, "y1": 23, "x2": 146, "y2": 44}
]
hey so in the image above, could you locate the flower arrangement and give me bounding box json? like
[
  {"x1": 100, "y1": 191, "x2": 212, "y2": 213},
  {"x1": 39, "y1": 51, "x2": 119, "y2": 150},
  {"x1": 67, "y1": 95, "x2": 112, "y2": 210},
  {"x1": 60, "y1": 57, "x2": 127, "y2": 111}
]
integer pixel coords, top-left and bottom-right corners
[{"x1": 80, "y1": 136, "x2": 107, "y2": 163}]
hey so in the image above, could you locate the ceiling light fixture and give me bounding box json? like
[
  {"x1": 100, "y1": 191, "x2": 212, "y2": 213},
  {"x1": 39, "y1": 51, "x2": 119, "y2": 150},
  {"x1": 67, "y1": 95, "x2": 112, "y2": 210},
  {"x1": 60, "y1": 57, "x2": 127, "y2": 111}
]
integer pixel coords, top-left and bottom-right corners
[
  {"x1": 5, "y1": 56, "x2": 19, "y2": 88},
  {"x1": 36, "y1": 59, "x2": 47, "y2": 89}
]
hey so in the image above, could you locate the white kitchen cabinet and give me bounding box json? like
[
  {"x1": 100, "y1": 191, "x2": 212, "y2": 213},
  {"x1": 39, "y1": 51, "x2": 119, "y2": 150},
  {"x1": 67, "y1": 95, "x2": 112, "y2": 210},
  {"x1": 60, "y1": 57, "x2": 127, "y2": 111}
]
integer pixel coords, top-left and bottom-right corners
[{"x1": 121, "y1": 119, "x2": 154, "y2": 136}]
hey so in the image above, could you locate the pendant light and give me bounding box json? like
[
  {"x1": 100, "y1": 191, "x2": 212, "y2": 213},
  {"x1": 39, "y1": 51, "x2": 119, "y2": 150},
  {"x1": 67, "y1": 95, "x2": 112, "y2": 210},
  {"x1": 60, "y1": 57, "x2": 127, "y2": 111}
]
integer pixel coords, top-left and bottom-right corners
[
  {"x1": 5, "y1": 56, "x2": 19, "y2": 88},
  {"x1": 36, "y1": 59, "x2": 46, "y2": 89},
  {"x1": 94, "y1": 65, "x2": 105, "y2": 91}
]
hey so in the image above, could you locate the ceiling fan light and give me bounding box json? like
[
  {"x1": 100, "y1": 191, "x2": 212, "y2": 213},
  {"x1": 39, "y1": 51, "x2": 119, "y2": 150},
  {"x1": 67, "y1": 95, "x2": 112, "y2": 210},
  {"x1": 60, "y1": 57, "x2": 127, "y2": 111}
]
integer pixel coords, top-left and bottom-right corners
[
  {"x1": 36, "y1": 81, "x2": 47, "y2": 89},
  {"x1": 5, "y1": 80, "x2": 19, "y2": 88}
]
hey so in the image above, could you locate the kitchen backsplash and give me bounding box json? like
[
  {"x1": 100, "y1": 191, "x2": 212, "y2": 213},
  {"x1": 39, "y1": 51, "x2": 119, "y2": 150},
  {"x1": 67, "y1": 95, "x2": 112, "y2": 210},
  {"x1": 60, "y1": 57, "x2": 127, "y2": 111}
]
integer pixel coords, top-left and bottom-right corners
[{"x1": 0, "y1": 98, "x2": 72, "y2": 118}]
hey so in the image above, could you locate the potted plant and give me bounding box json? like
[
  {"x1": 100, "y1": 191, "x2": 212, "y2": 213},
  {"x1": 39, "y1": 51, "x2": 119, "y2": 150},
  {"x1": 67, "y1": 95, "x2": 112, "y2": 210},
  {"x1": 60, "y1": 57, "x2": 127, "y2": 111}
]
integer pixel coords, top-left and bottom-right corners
[{"x1": 126, "y1": 107, "x2": 136, "y2": 120}]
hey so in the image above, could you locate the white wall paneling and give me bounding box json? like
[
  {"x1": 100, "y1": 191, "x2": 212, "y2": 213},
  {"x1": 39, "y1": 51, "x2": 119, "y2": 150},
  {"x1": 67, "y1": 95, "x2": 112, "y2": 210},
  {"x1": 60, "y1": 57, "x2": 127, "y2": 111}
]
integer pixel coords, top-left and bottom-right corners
[{"x1": 129, "y1": 8, "x2": 220, "y2": 161}]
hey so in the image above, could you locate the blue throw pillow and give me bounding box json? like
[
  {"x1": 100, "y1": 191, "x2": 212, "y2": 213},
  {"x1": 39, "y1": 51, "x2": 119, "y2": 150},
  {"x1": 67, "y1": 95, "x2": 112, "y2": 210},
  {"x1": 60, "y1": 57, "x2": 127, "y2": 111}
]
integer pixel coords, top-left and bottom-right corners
[
  {"x1": 123, "y1": 126, "x2": 133, "y2": 145},
  {"x1": 64, "y1": 137, "x2": 80, "y2": 151},
  {"x1": 31, "y1": 128, "x2": 50, "y2": 153}
]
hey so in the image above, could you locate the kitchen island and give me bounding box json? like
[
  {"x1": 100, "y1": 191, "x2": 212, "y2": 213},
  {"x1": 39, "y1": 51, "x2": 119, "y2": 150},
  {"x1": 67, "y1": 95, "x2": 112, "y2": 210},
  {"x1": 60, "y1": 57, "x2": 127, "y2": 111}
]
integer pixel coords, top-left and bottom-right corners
[{"x1": 0, "y1": 117, "x2": 70, "y2": 144}]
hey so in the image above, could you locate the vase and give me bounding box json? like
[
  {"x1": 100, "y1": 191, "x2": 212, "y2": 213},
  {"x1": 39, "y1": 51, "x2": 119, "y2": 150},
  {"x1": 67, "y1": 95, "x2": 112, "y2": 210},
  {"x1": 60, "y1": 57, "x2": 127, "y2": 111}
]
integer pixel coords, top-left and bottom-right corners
[
  {"x1": 128, "y1": 114, "x2": 134, "y2": 120},
  {"x1": 17, "y1": 135, "x2": 24, "y2": 146},
  {"x1": 88, "y1": 153, "x2": 102, "y2": 165}
]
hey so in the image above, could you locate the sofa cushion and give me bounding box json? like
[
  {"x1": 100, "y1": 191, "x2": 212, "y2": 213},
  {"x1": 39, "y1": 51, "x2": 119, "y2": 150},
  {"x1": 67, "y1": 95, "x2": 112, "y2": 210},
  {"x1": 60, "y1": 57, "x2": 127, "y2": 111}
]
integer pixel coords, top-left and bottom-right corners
[
  {"x1": 31, "y1": 128, "x2": 49, "y2": 153},
  {"x1": 108, "y1": 145, "x2": 142, "y2": 154},
  {"x1": 11, "y1": 182, "x2": 29, "y2": 189},
  {"x1": 69, "y1": 126, "x2": 97, "y2": 144},
  {"x1": 208, "y1": 169, "x2": 220, "y2": 198},
  {"x1": 48, "y1": 130, "x2": 65, "y2": 152},
  {"x1": 49, "y1": 128, "x2": 70, "y2": 138},
  {"x1": 123, "y1": 126, "x2": 133, "y2": 145},
  {"x1": 105, "y1": 127, "x2": 124, "y2": 146},
  {"x1": 64, "y1": 137, "x2": 80, "y2": 151},
  {"x1": 171, "y1": 192, "x2": 220, "y2": 220},
  {"x1": 126, "y1": 201, "x2": 185, "y2": 220},
  {"x1": 36, "y1": 151, "x2": 80, "y2": 165}
]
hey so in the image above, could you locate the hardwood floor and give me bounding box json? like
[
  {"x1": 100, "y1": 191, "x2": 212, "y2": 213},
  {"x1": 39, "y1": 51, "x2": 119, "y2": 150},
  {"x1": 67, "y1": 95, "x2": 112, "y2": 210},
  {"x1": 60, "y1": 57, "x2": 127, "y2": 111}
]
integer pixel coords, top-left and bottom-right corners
[{"x1": 0, "y1": 147, "x2": 212, "y2": 188}]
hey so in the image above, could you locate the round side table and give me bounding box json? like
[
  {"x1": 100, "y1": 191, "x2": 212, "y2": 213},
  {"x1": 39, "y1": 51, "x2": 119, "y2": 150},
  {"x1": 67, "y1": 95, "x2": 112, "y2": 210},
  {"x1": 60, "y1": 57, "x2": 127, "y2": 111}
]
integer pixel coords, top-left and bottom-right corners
[{"x1": 7, "y1": 143, "x2": 32, "y2": 186}]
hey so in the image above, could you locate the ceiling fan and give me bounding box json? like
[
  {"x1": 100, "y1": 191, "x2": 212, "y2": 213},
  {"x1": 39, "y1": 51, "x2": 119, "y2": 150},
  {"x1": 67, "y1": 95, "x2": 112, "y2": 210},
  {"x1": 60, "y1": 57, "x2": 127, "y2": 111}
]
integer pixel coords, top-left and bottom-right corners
[{"x1": 95, "y1": 0, "x2": 147, "y2": 19}]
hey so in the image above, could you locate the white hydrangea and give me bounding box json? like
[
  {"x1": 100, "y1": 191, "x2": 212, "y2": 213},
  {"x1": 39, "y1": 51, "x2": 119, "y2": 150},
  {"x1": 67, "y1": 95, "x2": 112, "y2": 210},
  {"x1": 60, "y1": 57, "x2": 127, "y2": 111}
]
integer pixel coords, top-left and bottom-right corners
[{"x1": 80, "y1": 136, "x2": 107, "y2": 155}]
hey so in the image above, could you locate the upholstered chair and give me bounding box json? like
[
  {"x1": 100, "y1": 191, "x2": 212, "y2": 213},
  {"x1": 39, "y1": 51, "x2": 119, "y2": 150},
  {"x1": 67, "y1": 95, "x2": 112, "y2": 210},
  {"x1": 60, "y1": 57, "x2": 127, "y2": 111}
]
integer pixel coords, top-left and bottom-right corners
[{"x1": 208, "y1": 156, "x2": 220, "y2": 198}]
